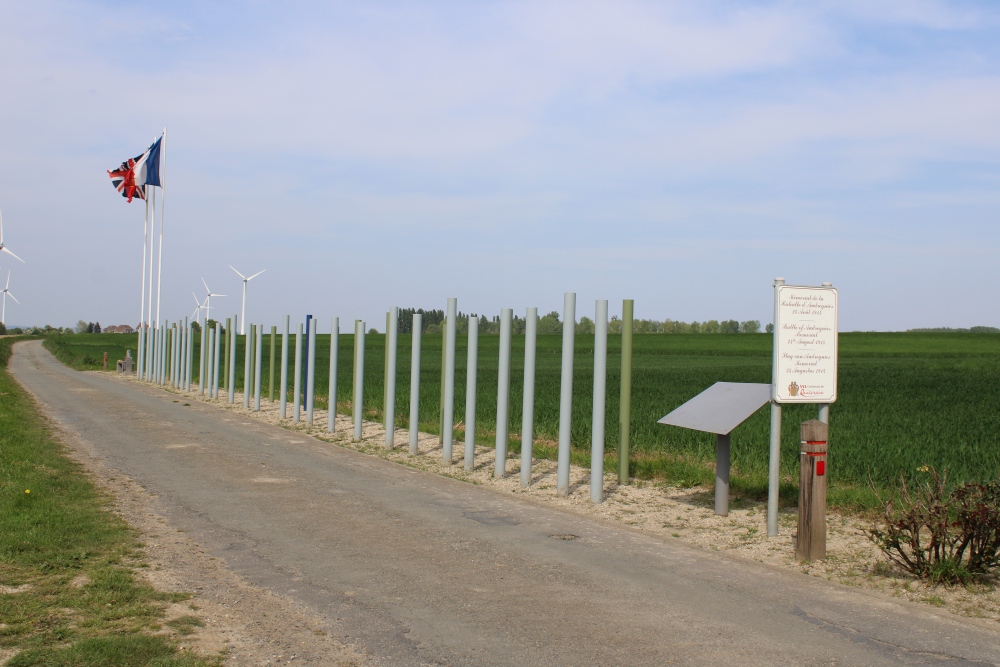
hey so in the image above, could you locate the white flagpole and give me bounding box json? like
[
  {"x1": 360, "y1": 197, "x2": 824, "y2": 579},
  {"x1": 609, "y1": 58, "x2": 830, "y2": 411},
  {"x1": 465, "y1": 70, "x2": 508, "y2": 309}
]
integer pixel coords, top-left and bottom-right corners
[
  {"x1": 140, "y1": 197, "x2": 148, "y2": 327},
  {"x1": 155, "y1": 127, "x2": 167, "y2": 329},
  {"x1": 147, "y1": 188, "x2": 155, "y2": 330}
]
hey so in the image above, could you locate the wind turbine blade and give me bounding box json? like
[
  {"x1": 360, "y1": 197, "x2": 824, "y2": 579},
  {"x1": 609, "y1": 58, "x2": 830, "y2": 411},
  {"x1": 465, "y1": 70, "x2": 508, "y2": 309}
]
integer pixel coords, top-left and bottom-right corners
[
  {"x1": 229, "y1": 265, "x2": 246, "y2": 280},
  {"x1": 1, "y1": 247, "x2": 24, "y2": 264},
  {"x1": 214, "y1": 293, "x2": 227, "y2": 298},
  {"x1": 7, "y1": 292, "x2": 19, "y2": 305},
  {"x1": 193, "y1": 292, "x2": 202, "y2": 306},
  {"x1": 201, "y1": 276, "x2": 210, "y2": 293},
  {"x1": 247, "y1": 269, "x2": 266, "y2": 281},
  {"x1": 4, "y1": 271, "x2": 8, "y2": 290}
]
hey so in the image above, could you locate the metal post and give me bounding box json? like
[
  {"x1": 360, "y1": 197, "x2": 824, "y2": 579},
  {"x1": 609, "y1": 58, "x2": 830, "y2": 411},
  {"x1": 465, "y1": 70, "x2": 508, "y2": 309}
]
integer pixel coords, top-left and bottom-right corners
[
  {"x1": 818, "y1": 282, "x2": 833, "y2": 427},
  {"x1": 199, "y1": 321, "x2": 207, "y2": 395},
  {"x1": 186, "y1": 319, "x2": 194, "y2": 391},
  {"x1": 439, "y1": 319, "x2": 446, "y2": 445},
  {"x1": 269, "y1": 325, "x2": 277, "y2": 402},
  {"x1": 619, "y1": 299, "x2": 634, "y2": 485},
  {"x1": 384, "y1": 311, "x2": 390, "y2": 425},
  {"x1": 303, "y1": 314, "x2": 312, "y2": 407},
  {"x1": 385, "y1": 307, "x2": 398, "y2": 448},
  {"x1": 137, "y1": 325, "x2": 145, "y2": 381},
  {"x1": 223, "y1": 317, "x2": 231, "y2": 393},
  {"x1": 280, "y1": 315, "x2": 289, "y2": 418},
  {"x1": 213, "y1": 321, "x2": 221, "y2": 398},
  {"x1": 768, "y1": 277, "x2": 785, "y2": 537},
  {"x1": 172, "y1": 325, "x2": 178, "y2": 388},
  {"x1": 255, "y1": 324, "x2": 263, "y2": 412},
  {"x1": 354, "y1": 321, "x2": 365, "y2": 440},
  {"x1": 557, "y1": 292, "x2": 576, "y2": 496},
  {"x1": 306, "y1": 319, "x2": 316, "y2": 424},
  {"x1": 715, "y1": 433, "x2": 731, "y2": 516},
  {"x1": 443, "y1": 297, "x2": 457, "y2": 463},
  {"x1": 228, "y1": 316, "x2": 237, "y2": 404},
  {"x1": 520, "y1": 307, "x2": 537, "y2": 488},
  {"x1": 591, "y1": 299, "x2": 608, "y2": 503},
  {"x1": 495, "y1": 308, "x2": 512, "y2": 478},
  {"x1": 409, "y1": 314, "x2": 422, "y2": 454},
  {"x1": 328, "y1": 317, "x2": 339, "y2": 433},
  {"x1": 464, "y1": 316, "x2": 479, "y2": 471},
  {"x1": 248, "y1": 324, "x2": 256, "y2": 402},
  {"x1": 293, "y1": 323, "x2": 303, "y2": 423},
  {"x1": 205, "y1": 328, "x2": 214, "y2": 398},
  {"x1": 244, "y1": 325, "x2": 252, "y2": 409}
]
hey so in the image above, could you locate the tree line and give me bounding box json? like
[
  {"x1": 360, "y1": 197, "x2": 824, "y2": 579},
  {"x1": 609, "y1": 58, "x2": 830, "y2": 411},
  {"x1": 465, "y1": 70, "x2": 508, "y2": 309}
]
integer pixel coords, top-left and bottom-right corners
[{"x1": 396, "y1": 308, "x2": 764, "y2": 335}]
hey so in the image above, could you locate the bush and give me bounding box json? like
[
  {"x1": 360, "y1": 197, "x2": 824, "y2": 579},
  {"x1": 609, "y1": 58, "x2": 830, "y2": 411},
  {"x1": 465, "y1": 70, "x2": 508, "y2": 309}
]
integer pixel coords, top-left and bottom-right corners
[{"x1": 865, "y1": 467, "x2": 1000, "y2": 584}]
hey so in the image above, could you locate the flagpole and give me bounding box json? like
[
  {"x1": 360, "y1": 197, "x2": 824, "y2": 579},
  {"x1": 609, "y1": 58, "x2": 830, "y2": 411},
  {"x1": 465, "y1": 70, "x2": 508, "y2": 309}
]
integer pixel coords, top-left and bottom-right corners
[
  {"x1": 140, "y1": 197, "x2": 148, "y2": 328},
  {"x1": 155, "y1": 127, "x2": 166, "y2": 329},
  {"x1": 147, "y1": 189, "x2": 155, "y2": 330}
]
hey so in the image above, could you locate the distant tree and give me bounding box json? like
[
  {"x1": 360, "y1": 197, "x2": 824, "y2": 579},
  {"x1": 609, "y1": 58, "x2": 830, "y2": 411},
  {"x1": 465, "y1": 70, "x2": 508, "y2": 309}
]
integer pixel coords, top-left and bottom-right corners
[
  {"x1": 576, "y1": 316, "x2": 595, "y2": 334},
  {"x1": 76, "y1": 320, "x2": 89, "y2": 334},
  {"x1": 740, "y1": 320, "x2": 761, "y2": 334},
  {"x1": 702, "y1": 320, "x2": 720, "y2": 334},
  {"x1": 608, "y1": 316, "x2": 622, "y2": 334},
  {"x1": 765, "y1": 323, "x2": 774, "y2": 334},
  {"x1": 368, "y1": 328, "x2": 379, "y2": 335},
  {"x1": 191, "y1": 321, "x2": 201, "y2": 334},
  {"x1": 537, "y1": 311, "x2": 562, "y2": 335},
  {"x1": 0, "y1": 322, "x2": 6, "y2": 335},
  {"x1": 93, "y1": 322, "x2": 102, "y2": 334},
  {"x1": 720, "y1": 319, "x2": 740, "y2": 334},
  {"x1": 10, "y1": 327, "x2": 22, "y2": 334},
  {"x1": 86, "y1": 322, "x2": 94, "y2": 333}
]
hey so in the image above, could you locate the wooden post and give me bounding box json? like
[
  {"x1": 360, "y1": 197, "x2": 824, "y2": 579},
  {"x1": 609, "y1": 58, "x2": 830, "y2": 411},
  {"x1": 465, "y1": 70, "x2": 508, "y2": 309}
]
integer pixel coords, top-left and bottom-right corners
[
  {"x1": 103, "y1": 352, "x2": 108, "y2": 371},
  {"x1": 797, "y1": 419, "x2": 829, "y2": 561}
]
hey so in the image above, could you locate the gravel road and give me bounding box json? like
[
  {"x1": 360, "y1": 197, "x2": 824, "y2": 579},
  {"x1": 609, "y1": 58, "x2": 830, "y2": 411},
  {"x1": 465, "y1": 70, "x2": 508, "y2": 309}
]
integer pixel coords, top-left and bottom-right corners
[{"x1": 11, "y1": 340, "x2": 1000, "y2": 667}]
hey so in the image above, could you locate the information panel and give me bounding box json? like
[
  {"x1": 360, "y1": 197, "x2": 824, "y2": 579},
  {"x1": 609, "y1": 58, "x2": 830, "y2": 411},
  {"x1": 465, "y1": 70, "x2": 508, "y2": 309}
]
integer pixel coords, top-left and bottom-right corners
[{"x1": 772, "y1": 284, "x2": 838, "y2": 403}]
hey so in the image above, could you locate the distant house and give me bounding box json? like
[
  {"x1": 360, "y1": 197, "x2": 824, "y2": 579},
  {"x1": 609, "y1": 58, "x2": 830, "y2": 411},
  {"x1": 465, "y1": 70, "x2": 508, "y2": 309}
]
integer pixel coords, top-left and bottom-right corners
[{"x1": 104, "y1": 324, "x2": 135, "y2": 334}]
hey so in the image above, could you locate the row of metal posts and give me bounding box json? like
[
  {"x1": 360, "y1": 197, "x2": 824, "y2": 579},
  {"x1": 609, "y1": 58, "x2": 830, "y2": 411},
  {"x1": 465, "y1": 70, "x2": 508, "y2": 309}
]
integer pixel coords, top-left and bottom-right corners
[{"x1": 132, "y1": 296, "x2": 634, "y2": 504}]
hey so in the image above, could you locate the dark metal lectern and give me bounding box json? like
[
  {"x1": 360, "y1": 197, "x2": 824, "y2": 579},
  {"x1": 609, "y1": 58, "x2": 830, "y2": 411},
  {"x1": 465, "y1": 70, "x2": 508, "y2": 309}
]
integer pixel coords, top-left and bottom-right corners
[{"x1": 658, "y1": 382, "x2": 771, "y2": 516}]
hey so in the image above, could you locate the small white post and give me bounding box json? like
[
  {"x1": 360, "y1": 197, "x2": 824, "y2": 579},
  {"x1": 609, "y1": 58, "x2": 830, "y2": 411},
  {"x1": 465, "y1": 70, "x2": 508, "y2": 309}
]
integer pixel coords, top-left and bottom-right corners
[
  {"x1": 495, "y1": 308, "x2": 512, "y2": 478},
  {"x1": 328, "y1": 317, "x2": 339, "y2": 433},
  {"x1": 353, "y1": 321, "x2": 365, "y2": 440},
  {"x1": 212, "y1": 321, "x2": 222, "y2": 398},
  {"x1": 186, "y1": 319, "x2": 194, "y2": 391},
  {"x1": 306, "y1": 319, "x2": 316, "y2": 424},
  {"x1": 409, "y1": 314, "x2": 422, "y2": 454},
  {"x1": 768, "y1": 276, "x2": 786, "y2": 537},
  {"x1": 590, "y1": 299, "x2": 608, "y2": 503},
  {"x1": 385, "y1": 307, "x2": 398, "y2": 448},
  {"x1": 280, "y1": 315, "x2": 289, "y2": 418},
  {"x1": 443, "y1": 297, "x2": 457, "y2": 463},
  {"x1": 293, "y1": 323, "x2": 303, "y2": 423},
  {"x1": 520, "y1": 307, "x2": 537, "y2": 488},
  {"x1": 557, "y1": 292, "x2": 576, "y2": 496},
  {"x1": 255, "y1": 324, "x2": 264, "y2": 412},
  {"x1": 464, "y1": 315, "x2": 479, "y2": 471}
]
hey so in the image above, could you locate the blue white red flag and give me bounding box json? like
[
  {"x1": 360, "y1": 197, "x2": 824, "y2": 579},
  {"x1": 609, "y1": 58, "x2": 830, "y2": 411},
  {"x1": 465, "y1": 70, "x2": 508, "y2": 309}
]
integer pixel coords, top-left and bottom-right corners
[{"x1": 107, "y1": 134, "x2": 163, "y2": 203}]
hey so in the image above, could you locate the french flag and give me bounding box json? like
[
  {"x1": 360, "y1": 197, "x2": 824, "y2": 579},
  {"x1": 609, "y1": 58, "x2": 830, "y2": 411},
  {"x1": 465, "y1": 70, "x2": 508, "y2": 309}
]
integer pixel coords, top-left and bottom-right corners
[{"x1": 107, "y1": 134, "x2": 162, "y2": 202}]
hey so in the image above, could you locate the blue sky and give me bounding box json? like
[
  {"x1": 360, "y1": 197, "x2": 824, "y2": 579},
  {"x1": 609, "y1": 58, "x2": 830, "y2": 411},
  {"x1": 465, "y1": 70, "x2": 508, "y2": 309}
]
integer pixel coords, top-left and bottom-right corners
[{"x1": 1, "y1": 1, "x2": 998, "y2": 331}]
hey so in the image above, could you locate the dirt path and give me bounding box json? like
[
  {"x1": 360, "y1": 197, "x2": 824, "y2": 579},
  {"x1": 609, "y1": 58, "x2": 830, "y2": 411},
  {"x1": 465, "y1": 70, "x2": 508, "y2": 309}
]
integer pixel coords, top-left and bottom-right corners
[{"x1": 10, "y1": 341, "x2": 1000, "y2": 666}]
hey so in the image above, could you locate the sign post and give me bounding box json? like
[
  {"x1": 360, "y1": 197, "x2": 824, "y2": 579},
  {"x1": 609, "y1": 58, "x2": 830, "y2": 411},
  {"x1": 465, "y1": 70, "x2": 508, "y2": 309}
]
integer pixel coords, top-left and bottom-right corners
[{"x1": 768, "y1": 278, "x2": 838, "y2": 541}]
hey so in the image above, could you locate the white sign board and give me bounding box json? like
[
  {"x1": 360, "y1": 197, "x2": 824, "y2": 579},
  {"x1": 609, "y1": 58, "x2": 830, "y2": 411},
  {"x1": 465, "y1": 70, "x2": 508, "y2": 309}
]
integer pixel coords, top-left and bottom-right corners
[{"x1": 772, "y1": 284, "x2": 838, "y2": 403}]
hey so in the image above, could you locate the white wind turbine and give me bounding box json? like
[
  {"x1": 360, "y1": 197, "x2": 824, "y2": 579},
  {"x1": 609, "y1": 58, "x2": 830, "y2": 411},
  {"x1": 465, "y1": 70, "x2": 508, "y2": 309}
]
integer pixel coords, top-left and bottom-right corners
[
  {"x1": 229, "y1": 265, "x2": 265, "y2": 335},
  {"x1": 1, "y1": 270, "x2": 19, "y2": 325},
  {"x1": 200, "y1": 278, "x2": 226, "y2": 324},
  {"x1": 0, "y1": 210, "x2": 25, "y2": 263},
  {"x1": 191, "y1": 293, "x2": 206, "y2": 325}
]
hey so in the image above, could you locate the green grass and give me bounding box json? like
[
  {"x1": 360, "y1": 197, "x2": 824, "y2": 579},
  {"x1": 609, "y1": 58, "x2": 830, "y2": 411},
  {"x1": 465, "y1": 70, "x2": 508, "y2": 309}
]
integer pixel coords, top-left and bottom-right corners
[
  {"x1": 48, "y1": 330, "x2": 1000, "y2": 509},
  {"x1": 0, "y1": 337, "x2": 220, "y2": 666}
]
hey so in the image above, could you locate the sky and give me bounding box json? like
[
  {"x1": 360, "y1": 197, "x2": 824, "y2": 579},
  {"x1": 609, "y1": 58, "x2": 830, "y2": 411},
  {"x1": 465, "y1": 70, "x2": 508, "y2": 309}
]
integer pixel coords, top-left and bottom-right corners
[{"x1": 0, "y1": 0, "x2": 998, "y2": 332}]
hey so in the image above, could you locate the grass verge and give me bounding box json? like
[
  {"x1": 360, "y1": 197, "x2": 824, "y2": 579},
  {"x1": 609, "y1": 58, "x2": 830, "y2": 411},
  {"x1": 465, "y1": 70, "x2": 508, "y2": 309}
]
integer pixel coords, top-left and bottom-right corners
[{"x1": 0, "y1": 337, "x2": 221, "y2": 667}]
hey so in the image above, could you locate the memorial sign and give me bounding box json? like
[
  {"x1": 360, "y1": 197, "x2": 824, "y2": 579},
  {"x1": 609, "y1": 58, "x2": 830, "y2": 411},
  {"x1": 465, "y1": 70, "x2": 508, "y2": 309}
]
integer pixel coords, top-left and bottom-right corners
[{"x1": 772, "y1": 284, "x2": 838, "y2": 403}]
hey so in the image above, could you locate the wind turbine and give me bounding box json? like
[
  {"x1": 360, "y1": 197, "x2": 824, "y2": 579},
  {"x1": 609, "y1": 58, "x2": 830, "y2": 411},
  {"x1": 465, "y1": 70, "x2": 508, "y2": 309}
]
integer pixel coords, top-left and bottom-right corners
[
  {"x1": 200, "y1": 278, "x2": 226, "y2": 324},
  {"x1": 0, "y1": 210, "x2": 25, "y2": 263},
  {"x1": 191, "y1": 293, "x2": 206, "y2": 324},
  {"x1": 1, "y1": 270, "x2": 19, "y2": 325},
  {"x1": 229, "y1": 265, "x2": 265, "y2": 335}
]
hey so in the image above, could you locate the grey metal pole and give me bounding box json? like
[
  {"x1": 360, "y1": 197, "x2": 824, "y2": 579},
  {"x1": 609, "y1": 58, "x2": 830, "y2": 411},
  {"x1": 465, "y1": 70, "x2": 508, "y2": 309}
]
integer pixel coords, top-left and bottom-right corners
[
  {"x1": 186, "y1": 319, "x2": 194, "y2": 391},
  {"x1": 619, "y1": 299, "x2": 634, "y2": 485},
  {"x1": 137, "y1": 325, "x2": 145, "y2": 381},
  {"x1": 557, "y1": 292, "x2": 576, "y2": 496},
  {"x1": 520, "y1": 307, "x2": 537, "y2": 488},
  {"x1": 255, "y1": 324, "x2": 264, "y2": 412},
  {"x1": 768, "y1": 277, "x2": 785, "y2": 537},
  {"x1": 408, "y1": 314, "x2": 422, "y2": 454},
  {"x1": 442, "y1": 297, "x2": 457, "y2": 463},
  {"x1": 353, "y1": 321, "x2": 365, "y2": 440},
  {"x1": 293, "y1": 323, "x2": 303, "y2": 423},
  {"x1": 280, "y1": 315, "x2": 289, "y2": 418},
  {"x1": 228, "y1": 315, "x2": 237, "y2": 404},
  {"x1": 269, "y1": 325, "x2": 277, "y2": 402},
  {"x1": 818, "y1": 283, "x2": 832, "y2": 426},
  {"x1": 464, "y1": 315, "x2": 479, "y2": 471},
  {"x1": 212, "y1": 321, "x2": 221, "y2": 398},
  {"x1": 385, "y1": 307, "x2": 398, "y2": 448},
  {"x1": 205, "y1": 328, "x2": 214, "y2": 397},
  {"x1": 243, "y1": 325, "x2": 252, "y2": 409},
  {"x1": 716, "y1": 433, "x2": 731, "y2": 516},
  {"x1": 495, "y1": 308, "x2": 512, "y2": 478},
  {"x1": 172, "y1": 325, "x2": 179, "y2": 388},
  {"x1": 199, "y1": 321, "x2": 207, "y2": 395},
  {"x1": 306, "y1": 319, "x2": 316, "y2": 424},
  {"x1": 328, "y1": 317, "x2": 339, "y2": 433},
  {"x1": 591, "y1": 299, "x2": 608, "y2": 503}
]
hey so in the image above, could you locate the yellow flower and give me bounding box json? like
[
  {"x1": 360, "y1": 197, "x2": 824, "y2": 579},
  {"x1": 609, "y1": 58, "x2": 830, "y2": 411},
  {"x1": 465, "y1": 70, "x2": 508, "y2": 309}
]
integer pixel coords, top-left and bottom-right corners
[
  {"x1": 917, "y1": 465, "x2": 930, "y2": 473},
  {"x1": 24, "y1": 489, "x2": 30, "y2": 494}
]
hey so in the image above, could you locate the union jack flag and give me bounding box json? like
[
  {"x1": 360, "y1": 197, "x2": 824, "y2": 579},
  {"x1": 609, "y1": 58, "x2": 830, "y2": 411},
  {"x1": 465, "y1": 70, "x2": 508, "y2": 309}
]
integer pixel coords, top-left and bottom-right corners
[{"x1": 107, "y1": 134, "x2": 162, "y2": 203}]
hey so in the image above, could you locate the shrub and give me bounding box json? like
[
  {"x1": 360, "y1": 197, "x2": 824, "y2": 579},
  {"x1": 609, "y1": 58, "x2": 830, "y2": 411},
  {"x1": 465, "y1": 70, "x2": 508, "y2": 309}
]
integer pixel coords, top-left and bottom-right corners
[{"x1": 865, "y1": 467, "x2": 1000, "y2": 584}]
